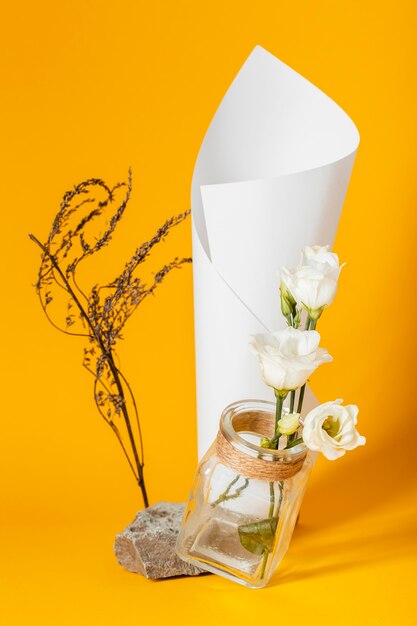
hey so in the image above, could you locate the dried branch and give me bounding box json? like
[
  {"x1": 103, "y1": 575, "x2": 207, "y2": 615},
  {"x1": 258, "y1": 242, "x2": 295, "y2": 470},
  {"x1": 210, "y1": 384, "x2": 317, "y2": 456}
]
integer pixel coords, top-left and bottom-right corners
[{"x1": 30, "y1": 170, "x2": 191, "y2": 507}]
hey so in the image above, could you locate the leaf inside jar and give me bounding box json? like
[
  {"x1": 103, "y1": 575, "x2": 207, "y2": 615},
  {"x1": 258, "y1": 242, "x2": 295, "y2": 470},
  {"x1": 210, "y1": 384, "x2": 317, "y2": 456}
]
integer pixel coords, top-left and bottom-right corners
[{"x1": 237, "y1": 517, "x2": 278, "y2": 555}]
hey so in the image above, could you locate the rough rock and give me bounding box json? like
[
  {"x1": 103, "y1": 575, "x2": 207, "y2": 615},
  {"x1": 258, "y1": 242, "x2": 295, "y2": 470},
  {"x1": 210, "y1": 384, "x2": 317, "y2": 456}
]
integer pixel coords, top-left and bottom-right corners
[{"x1": 114, "y1": 501, "x2": 205, "y2": 579}]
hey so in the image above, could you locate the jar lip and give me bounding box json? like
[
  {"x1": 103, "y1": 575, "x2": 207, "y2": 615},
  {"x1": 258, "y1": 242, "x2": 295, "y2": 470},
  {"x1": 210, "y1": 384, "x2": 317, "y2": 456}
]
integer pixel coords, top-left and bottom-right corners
[{"x1": 219, "y1": 399, "x2": 307, "y2": 462}]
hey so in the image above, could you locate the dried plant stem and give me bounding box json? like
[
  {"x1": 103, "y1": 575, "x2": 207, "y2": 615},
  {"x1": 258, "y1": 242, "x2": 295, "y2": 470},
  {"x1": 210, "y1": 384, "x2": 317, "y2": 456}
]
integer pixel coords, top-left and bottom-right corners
[
  {"x1": 30, "y1": 233, "x2": 149, "y2": 507},
  {"x1": 31, "y1": 172, "x2": 191, "y2": 508},
  {"x1": 105, "y1": 351, "x2": 148, "y2": 506}
]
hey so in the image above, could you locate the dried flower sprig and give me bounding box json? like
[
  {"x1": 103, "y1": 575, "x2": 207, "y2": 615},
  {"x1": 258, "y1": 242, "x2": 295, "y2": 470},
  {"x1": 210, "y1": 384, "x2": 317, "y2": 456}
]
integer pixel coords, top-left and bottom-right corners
[{"x1": 30, "y1": 170, "x2": 192, "y2": 507}]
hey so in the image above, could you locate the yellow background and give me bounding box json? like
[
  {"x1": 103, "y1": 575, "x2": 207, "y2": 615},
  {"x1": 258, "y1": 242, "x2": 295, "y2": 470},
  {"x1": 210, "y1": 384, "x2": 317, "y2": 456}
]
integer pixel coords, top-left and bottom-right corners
[{"x1": 1, "y1": 1, "x2": 416, "y2": 624}]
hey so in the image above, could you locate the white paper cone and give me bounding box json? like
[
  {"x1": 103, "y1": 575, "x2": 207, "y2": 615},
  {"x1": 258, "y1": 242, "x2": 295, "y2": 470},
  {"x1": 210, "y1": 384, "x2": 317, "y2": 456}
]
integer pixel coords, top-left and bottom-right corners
[{"x1": 192, "y1": 46, "x2": 359, "y2": 457}]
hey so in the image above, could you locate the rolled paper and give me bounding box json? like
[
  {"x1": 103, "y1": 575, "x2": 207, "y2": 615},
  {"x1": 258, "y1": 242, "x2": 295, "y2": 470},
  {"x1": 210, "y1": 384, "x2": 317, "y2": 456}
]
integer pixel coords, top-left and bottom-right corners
[{"x1": 192, "y1": 46, "x2": 359, "y2": 457}]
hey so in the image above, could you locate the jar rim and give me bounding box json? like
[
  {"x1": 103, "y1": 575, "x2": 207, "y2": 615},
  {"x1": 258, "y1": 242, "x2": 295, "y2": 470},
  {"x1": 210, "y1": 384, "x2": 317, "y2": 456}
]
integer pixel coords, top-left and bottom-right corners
[{"x1": 219, "y1": 399, "x2": 308, "y2": 463}]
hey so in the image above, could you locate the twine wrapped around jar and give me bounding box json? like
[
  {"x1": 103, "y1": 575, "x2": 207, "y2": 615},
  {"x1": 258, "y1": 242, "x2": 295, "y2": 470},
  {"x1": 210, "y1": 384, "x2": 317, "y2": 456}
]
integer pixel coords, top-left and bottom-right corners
[{"x1": 216, "y1": 409, "x2": 307, "y2": 481}]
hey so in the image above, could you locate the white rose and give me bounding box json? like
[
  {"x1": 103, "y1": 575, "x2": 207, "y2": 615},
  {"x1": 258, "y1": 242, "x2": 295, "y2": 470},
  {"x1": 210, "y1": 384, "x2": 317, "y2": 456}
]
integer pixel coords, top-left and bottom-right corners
[
  {"x1": 281, "y1": 245, "x2": 343, "y2": 319},
  {"x1": 302, "y1": 399, "x2": 366, "y2": 460},
  {"x1": 250, "y1": 327, "x2": 332, "y2": 393},
  {"x1": 301, "y1": 245, "x2": 340, "y2": 270}
]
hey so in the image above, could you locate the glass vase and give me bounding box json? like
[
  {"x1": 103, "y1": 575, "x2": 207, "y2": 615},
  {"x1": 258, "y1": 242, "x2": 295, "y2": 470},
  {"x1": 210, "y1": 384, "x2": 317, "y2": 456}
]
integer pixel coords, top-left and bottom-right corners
[{"x1": 176, "y1": 399, "x2": 312, "y2": 588}]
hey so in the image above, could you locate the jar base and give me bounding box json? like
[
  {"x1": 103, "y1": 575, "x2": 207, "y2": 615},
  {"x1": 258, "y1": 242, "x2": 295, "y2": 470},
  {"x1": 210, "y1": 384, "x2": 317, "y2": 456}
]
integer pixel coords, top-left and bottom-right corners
[
  {"x1": 176, "y1": 513, "x2": 274, "y2": 588},
  {"x1": 175, "y1": 552, "x2": 269, "y2": 589}
]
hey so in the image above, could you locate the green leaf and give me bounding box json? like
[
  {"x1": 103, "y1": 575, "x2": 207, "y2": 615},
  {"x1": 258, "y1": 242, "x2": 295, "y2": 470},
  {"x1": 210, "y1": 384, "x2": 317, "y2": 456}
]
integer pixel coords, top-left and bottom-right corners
[
  {"x1": 238, "y1": 517, "x2": 278, "y2": 555},
  {"x1": 293, "y1": 307, "x2": 302, "y2": 328}
]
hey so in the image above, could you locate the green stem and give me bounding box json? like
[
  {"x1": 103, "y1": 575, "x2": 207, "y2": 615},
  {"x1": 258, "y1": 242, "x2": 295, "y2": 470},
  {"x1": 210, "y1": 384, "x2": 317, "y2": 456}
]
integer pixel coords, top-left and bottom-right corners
[
  {"x1": 211, "y1": 474, "x2": 239, "y2": 506},
  {"x1": 260, "y1": 481, "x2": 284, "y2": 580},
  {"x1": 211, "y1": 475, "x2": 249, "y2": 507},
  {"x1": 296, "y1": 384, "x2": 306, "y2": 414},
  {"x1": 289, "y1": 390, "x2": 295, "y2": 413},
  {"x1": 295, "y1": 316, "x2": 318, "y2": 415},
  {"x1": 260, "y1": 550, "x2": 268, "y2": 579},
  {"x1": 275, "y1": 395, "x2": 283, "y2": 436},
  {"x1": 286, "y1": 390, "x2": 296, "y2": 446},
  {"x1": 286, "y1": 436, "x2": 304, "y2": 449},
  {"x1": 277, "y1": 481, "x2": 284, "y2": 511},
  {"x1": 273, "y1": 392, "x2": 287, "y2": 449},
  {"x1": 260, "y1": 483, "x2": 275, "y2": 580},
  {"x1": 268, "y1": 481, "x2": 275, "y2": 518}
]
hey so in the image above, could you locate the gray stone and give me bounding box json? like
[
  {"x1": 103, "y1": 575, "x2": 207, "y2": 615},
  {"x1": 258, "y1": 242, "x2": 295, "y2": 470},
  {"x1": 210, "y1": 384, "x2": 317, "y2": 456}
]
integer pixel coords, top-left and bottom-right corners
[{"x1": 114, "y1": 501, "x2": 205, "y2": 579}]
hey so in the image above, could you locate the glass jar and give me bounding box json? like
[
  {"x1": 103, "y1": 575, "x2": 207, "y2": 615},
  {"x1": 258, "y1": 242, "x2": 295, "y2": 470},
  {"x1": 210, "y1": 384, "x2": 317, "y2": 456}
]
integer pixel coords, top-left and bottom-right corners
[{"x1": 176, "y1": 399, "x2": 312, "y2": 588}]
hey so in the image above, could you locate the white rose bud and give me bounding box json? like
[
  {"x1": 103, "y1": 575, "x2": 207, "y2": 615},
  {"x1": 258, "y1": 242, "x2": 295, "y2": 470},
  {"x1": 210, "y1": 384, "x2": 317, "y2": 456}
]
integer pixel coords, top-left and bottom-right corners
[
  {"x1": 250, "y1": 327, "x2": 332, "y2": 393},
  {"x1": 278, "y1": 412, "x2": 300, "y2": 436},
  {"x1": 302, "y1": 399, "x2": 366, "y2": 460},
  {"x1": 281, "y1": 245, "x2": 344, "y2": 320},
  {"x1": 279, "y1": 280, "x2": 296, "y2": 321}
]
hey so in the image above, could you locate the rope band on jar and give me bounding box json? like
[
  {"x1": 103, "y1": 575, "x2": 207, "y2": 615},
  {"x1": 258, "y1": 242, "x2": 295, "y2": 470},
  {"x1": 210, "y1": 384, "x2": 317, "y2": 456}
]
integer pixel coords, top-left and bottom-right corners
[{"x1": 216, "y1": 410, "x2": 307, "y2": 481}]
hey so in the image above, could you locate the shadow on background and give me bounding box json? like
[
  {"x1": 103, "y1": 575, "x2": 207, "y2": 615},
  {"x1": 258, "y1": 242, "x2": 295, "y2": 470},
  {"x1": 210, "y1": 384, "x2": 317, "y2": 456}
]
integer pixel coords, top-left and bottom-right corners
[
  {"x1": 272, "y1": 376, "x2": 417, "y2": 585},
  {"x1": 274, "y1": 521, "x2": 417, "y2": 586}
]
